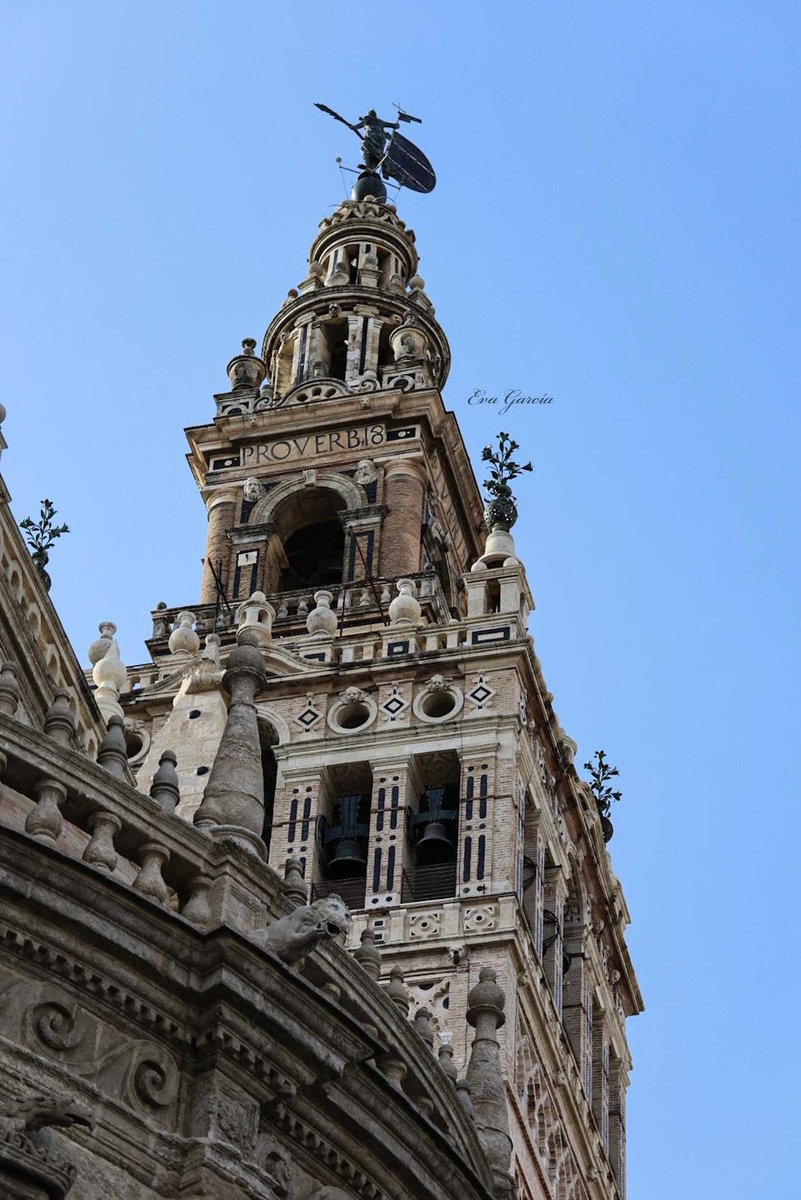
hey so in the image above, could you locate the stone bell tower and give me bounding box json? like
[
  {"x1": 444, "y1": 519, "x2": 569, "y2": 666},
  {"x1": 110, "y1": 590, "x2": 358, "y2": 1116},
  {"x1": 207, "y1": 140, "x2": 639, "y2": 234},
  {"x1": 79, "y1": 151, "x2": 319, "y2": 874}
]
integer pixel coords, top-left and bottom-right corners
[{"x1": 112, "y1": 187, "x2": 642, "y2": 1200}]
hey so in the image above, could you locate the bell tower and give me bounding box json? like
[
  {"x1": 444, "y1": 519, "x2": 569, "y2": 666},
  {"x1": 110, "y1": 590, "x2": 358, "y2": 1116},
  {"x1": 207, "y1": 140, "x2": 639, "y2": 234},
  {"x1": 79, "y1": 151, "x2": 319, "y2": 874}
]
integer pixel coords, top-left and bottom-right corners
[{"x1": 117, "y1": 179, "x2": 642, "y2": 1200}]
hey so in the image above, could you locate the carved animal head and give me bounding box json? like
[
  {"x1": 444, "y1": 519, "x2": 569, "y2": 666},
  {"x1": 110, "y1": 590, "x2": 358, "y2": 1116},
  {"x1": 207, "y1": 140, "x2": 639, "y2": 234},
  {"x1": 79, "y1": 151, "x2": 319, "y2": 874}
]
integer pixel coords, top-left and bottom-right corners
[{"x1": 309, "y1": 894, "x2": 350, "y2": 939}]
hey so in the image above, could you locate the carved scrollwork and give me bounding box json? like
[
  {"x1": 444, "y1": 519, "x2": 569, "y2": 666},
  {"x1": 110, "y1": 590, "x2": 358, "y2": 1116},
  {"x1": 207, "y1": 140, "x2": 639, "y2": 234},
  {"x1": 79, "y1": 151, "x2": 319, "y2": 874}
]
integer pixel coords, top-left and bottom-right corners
[
  {"x1": 130, "y1": 1051, "x2": 179, "y2": 1109},
  {"x1": 30, "y1": 1001, "x2": 83, "y2": 1052}
]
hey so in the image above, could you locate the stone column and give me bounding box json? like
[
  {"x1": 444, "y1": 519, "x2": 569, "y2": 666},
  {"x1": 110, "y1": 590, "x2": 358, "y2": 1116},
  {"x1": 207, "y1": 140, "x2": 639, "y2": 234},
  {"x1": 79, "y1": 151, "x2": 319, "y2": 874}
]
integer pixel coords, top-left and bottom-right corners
[
  {"x1": 465, "y1": 967, "x2": 514, "y2": 1200},
  {"x1": 378, "y1": 460, "x2": 426, "y2": 579},
  {"x1": 365, "y1": 759, "x2": 419, "y2": 909},
  {"x1": 193, "y1": 629, "x2": 268, "y2": 855},
  {"x1": 267, "y1": 767, "x2": 328, "y2": 887},
  {"x1": 457, "y1": 748, "x2": 498, "y2": 899},
  {"x1": 609, "y1": 1055, "x2": 628, "y2": 1193},
  {"x1": 200, "y1": 487, "x2": 240, "y2": 605},
  {"x1": 543, "y1": 867, "x2": 569, "y2": 1016}
]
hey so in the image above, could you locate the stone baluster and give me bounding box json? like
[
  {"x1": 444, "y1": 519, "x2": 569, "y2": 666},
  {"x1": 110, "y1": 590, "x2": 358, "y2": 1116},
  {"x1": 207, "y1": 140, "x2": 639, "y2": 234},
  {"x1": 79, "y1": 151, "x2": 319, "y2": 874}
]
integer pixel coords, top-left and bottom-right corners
[
  {"x1": 283, "y1": 856, "x2": 308, "y2": 906},
  {"x1": 24, "y1": 778, "x2": 67, "y2": 842},
  {"x1": 182, "y1": 875, "x2": 214, "y2": 929},
  {"x1": 0, "y1": 661, "x2": 21, "y2": 716},
  {"x1": 385, "y1": 964, "x2": 409, "y2": 1016},
  {"x1": 132, "y1": 842, "x2": 170, "y2": 904},
  {"x1": 465, "y1": 967, "x2": 514, "y2": 1199},
  {"x1": 413, "y1": 1006, "x2": 435, "y2": 1052},
  {"x1": 44, "y1": 689, "x2": 75, "y2": 748},
  {"x1": 168, "y1": 611, "x2": 200, "y2": 659},
  {"x1": 378, "y1": 1051, "x2": 407, "y2": 1089},
  {"x1": 193, "y1": 628, "x2": 268, "y2": 855},
  {"x1": 150, "y1": 750, "x2": 180, "y2": 811},
  {"x1": 438, "y1": 1038, "x2": 458, "y2": 1083},
  {"x1": 82, "y1": 811, "x2": 121, "y2": 872},
  {"x1": 97, "y1": 714, "x2": 128, "y2": 780},
  {"x1": 353, "y1": 925, "x2": 382, "y2": 982}
]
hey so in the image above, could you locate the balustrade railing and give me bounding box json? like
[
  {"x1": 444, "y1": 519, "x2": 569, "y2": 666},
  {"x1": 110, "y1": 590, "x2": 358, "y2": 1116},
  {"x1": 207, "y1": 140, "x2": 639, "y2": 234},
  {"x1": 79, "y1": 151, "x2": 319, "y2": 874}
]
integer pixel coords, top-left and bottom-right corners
[
  {"x1": 0, "y1": 713, "x2": 282, "y2": 932},
  {"x1": 147, "y1": 570, "x2": 453, "y2": 641}
]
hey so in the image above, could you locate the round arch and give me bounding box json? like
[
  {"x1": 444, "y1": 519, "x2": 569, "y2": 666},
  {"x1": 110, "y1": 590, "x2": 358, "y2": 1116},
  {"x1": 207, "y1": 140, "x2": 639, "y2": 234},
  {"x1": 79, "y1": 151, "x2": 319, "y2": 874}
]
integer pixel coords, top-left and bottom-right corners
[{"x1": 249, "y1": 470, "x2": 365, "y2": 527}]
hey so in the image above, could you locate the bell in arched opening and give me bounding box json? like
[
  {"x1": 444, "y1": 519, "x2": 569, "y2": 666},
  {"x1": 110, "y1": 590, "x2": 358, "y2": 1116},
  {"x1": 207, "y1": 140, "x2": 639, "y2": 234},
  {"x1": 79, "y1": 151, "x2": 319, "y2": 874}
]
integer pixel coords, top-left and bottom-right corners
[
  {"x1": 413, "y1": 785, "x2": 458, "y2": 865},
  {"x1": 325, "y1": 793, "x2": 369, "y2": 879},
  {"x1": 281, "y1": 519, "x2": 344, "y2": 589},
  {"x1": 274, "y1": 487, "x2": 347, "y2": 593}
]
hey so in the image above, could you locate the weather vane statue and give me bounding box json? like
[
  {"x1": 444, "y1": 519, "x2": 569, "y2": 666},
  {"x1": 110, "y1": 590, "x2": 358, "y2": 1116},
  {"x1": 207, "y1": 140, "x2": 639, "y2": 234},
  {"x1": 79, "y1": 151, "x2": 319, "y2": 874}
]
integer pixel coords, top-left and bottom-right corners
[{"x1": 314, "y1": 102, "x2": 436, "y2": 203}]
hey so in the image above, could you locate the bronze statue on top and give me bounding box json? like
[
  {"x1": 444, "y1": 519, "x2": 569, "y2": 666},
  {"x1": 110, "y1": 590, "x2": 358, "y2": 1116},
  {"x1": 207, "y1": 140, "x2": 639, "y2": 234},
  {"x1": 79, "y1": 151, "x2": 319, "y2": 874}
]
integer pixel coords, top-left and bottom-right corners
[{"x1": 314, "y1": 102, "x2": 436, "y2": 200}]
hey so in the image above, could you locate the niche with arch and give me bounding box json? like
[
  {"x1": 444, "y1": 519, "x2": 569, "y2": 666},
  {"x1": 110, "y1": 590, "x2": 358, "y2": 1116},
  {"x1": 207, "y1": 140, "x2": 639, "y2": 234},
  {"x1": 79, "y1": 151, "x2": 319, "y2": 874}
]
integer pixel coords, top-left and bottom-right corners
[{"x1": 271, "y1": 486, "x2": 347, "y2": 592}]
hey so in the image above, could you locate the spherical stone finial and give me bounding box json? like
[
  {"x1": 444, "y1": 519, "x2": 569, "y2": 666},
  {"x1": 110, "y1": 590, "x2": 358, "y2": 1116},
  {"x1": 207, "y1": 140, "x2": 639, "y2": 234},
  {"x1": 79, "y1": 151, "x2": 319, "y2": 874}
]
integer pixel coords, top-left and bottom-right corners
[
  {"x1": 92, "y1": 637, "x2": 127, "y2": 691},
  {"x1": 92, "y1": 638, "x2": 127, "y2": 722},
  {"x1": 88, "y1": 620, "x2": 117, "y2": 665},
  {"x1": 388, "y1": 578, "x2": 421, "y2": 627},
  {"x1": 306, "y1": 589, "x2": 338, "y2": 639},
  {"x1": 168, "y1": 611, "x2": 201, "y2": 658},
  {"x1": 466, "y1": 966, "x2": 506, "y2": 1029}
]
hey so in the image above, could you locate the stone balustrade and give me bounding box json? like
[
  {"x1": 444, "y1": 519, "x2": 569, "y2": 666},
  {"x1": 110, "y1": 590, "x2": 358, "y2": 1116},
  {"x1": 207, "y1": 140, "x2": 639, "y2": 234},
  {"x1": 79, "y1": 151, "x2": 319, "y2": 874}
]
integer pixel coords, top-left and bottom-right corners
[
  {"x1": 0, "y1": 708, "x2": 488, "y2": 1160},
  {"x1": 0, "y1": 710, "x2": 283, "y2": 931},
  {"x1": 145, "y1": 570, "x2": 452, "y2": 644}
]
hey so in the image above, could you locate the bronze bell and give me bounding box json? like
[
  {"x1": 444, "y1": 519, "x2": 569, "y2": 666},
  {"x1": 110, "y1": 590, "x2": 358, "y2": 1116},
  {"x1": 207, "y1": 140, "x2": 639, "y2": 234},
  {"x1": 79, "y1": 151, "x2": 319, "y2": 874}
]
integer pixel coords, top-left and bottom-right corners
[
  {"x1": 327, "y1": 836, "x2": 367, "y2": 878},
  {"x1": 415, "y1": 820, "x2": 454, "y2": 865}
]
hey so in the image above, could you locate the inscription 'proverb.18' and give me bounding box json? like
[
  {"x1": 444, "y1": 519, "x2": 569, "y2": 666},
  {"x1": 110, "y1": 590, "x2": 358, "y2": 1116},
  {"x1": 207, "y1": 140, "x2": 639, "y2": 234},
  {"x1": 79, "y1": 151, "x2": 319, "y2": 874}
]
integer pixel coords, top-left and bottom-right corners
[{"x1": 241, "y1": 424, "x2": 386, "y2": 467}]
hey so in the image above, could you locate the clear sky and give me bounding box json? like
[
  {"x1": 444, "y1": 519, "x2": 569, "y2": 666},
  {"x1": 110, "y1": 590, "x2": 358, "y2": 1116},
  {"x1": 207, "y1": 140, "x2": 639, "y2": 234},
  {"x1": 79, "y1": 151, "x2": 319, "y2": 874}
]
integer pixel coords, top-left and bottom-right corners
[{"x1": 1, "y1": 3, "x2": 798, "y2": 1196}]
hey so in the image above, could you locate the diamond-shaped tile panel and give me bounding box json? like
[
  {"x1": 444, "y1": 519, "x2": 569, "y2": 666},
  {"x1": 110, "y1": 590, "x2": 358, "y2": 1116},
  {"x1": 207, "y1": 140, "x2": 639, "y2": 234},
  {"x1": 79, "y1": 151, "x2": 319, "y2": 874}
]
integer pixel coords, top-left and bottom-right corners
[
  {"x1": 381, "y1": 686, "x2": 408, "y2": 721},
  {"x1": 294, "y1": 698, "x2": 322, "y2": 731},
  {"x1": 467, "y1": 676, "x2": 495, "y2": 709}
]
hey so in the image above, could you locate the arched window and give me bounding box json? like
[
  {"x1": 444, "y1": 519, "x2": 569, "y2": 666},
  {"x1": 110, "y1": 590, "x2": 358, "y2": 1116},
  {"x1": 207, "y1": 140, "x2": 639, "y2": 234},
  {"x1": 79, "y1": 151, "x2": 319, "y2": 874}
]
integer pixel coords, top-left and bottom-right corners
[{"x1": 271, "y1": 486, "x2": 347, "y2": 592}]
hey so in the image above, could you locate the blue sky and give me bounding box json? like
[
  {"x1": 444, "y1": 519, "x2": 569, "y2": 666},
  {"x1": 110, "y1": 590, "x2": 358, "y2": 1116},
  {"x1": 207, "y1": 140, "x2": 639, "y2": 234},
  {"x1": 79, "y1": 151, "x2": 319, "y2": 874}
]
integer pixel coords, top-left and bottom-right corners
[{"x1": 2, "y1": 3, "x2": 799, "y2": 1196}]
